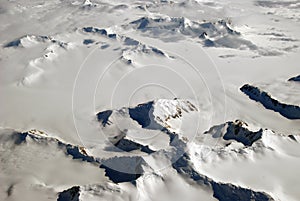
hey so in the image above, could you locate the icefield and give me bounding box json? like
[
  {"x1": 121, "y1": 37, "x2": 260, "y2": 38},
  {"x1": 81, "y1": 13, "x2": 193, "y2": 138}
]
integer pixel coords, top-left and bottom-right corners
[{"x1": 0, "y1": 0, "x2": 300, "y2": 201}]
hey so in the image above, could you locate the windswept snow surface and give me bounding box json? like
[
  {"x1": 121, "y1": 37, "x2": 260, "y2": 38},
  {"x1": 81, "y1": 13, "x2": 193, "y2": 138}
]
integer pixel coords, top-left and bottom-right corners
[{"x1": 0, "y1": 0, "x2": 300, "y2": 201}]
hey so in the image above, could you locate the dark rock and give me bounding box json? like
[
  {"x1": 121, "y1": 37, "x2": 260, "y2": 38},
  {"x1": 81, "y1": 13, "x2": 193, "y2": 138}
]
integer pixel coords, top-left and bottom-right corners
[
  {"x1": 4, "y1": 39, "x2": 21, "y2": 48},
  {"x1": 241, "y1": 84, "x2": 300, "y2": 119},
  {"x1": 288, "y1": 75, "x2": 300, "y2": 82},
  {"x1": 112, "y1": 137, "x2": 155, "y2": 154},
  {"x1": 224, "y1": 120, "x2": 263, "y2": 146},
  {"x1": 57, "y1": 186, "x2": 80, "y2": 201},
  {"x1": 128, "y1": 101, "x2": 154, "y2": 128},
  {"x1": 12, "y1": 132, "x2": 28, "y2": 145},
  {"x1": 288, "y1": 135, "x2": 297, "y2": 142},
  {"x1": 97, "y1": 110, "x2": 113, "y2": 127},
  {"x1": 83, "y1": 39, "x2": 95, "y2": 45}
]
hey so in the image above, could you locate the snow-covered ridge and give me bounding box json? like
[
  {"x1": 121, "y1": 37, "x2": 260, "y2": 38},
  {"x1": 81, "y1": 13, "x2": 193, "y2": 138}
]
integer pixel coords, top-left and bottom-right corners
[
  {"x1": 126, "y1": 16, "x2": 257, "y2": 50},
  {"x1": 56, "y1": 124, "x2": 276, "y2": 201},
  {"x1": 204, "y1": 119, "x2": 263, "y2": 146},
  {"x1": 189, "y1": 119, "x2": 300, "y2": 201},
  {"x1": 0, "y1": 0, "x2": 299, "y2": 200},
  {"x1": 3, "y1": 34, "x2": 68, "y2": 49},
  {"x1": 11, "y1": 129, "x2": 96, "y2": 162},
  {"x1": 5, "y1": 26, "x2": 171, "y2": 85},
  {"x1": 193, "y1": 119, "x2": 299, "y2": 164},
  {"x1": 197, "y1": 119, "x2": 299, "y2": 153},
  {"x1": 3, "y1": 34, "x2": 71, "y2": 86},
  {"x1": 241, "y1": 84, "x2": 300, "y2": 119},
  {"x1": 97, "y1": 99, "x2": 297, "y2": 154},
  {"x1": 129, "y1": 16, "x2": 239, "y2": 35},
  {"x1": 82, "y1": 26, "x2": 170, "y2": 64},
  {"x1": 2, "y1": 118, "x2": 292, "y2": 201},
  {"x1": 19, "y1": 43, "x2": 70, "y2": 86},
  {"x1": 172, "y1": 152, "x2": 274, "y2": 201},
  {"x1": 97, "y1": 99, "x2": 198, "y2": 131},
  {"x1": 6, "y1": 129, "x2": 150, "y2": 184}
]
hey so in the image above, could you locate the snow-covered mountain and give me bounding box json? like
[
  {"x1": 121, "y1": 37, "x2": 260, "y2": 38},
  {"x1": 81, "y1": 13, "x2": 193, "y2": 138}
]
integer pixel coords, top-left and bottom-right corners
[
  {"x1": 0, "y1": 0, "x2": 300, "y2": 201},
  {"x1": 1, "y1": 109, "x2": 299, "y2": 200}
]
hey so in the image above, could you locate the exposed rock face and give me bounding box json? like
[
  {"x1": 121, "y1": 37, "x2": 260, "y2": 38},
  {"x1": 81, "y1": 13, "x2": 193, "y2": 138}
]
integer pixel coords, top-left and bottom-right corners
[
  {"x1": 224, "y1": 120, "x2": 263, "y2": 146},
  {"x1": 204, "y1": 120, "x2": 263, "y2": 146},
  {"x1": 241, "y1": 84, "x2": 300, "y2": 119},
  {"x1": 288, "y1": 75, "x2": 300, "y2": 82},
  {"x1": 112, "y1": 136, "x2": 155, "y2": 154},
  {"x1": 128, "y1": 101, "x2": 156, "y2": 128},
  {"x1": 211, "y1": 181, "x2": 274, "y2": 201},
  {"x1": 57, "y1": 186, "x2": 80, "y2": 201},
  {"x1": 97, "y1": 110, "x2": 113, "y2": 127}
]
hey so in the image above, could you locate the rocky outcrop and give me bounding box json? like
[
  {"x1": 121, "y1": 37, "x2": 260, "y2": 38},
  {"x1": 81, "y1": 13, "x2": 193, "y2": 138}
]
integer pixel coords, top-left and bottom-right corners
[
  {"x1": 111, "y1": 135, "x2": 155, "y2": 154},
  {"x1": 204, "y1": 120, "x2": 263, "y2": 146},
  {"x1": 97, "y1": 99, "x2": 198, "y2": 130},
  {"x1": 57, "y1": 186, "x2": 80, "y2": 201},
  {"x1": 241, "y1": 84, "x2": 300, "y2": 119},
  {"x1": 288, "y1": 75, "x2": 300, "y2": 82},
  {"x1": 97, "y1": 110, "x2": 113, "y2": 127}
]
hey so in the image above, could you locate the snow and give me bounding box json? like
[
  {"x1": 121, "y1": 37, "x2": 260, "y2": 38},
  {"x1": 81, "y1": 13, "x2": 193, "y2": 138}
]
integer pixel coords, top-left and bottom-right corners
[
  {"x1": 0, "y1": 0, "x2": 300, "y2": 200},
  {"x1": 0, "y1": 129, "x2": 108, "y2": 201},
  {"x1": 190, "y1": 123, "x2": 300, "y2": 201}
]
